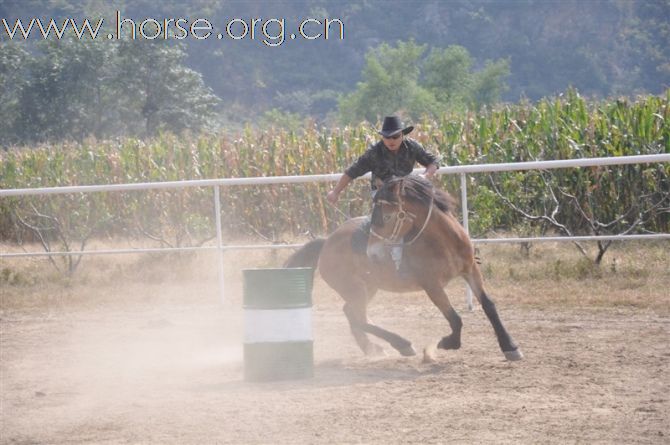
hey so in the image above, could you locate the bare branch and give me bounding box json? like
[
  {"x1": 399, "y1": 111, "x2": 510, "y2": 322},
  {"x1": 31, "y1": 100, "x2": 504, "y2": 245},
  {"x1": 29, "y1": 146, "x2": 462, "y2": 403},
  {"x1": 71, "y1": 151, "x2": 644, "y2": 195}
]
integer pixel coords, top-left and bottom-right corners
[
  {"x1": 489, "y1": 174, "x2": 590, "y2": 259},
  {"x1": 137, "y1": 223, "x2": 174, "y2": 248},
  {"x1": 14, "y1": 210, "x2": 62, "y2": 274},
  {"x1": 243, "y1": 222, "x2": 287, "y2": 245},
  {"x1": 556, "y1": 187, "x2": 598, "y2": 232},
  {"x1": 194, "y1": 235, "x2": 216, "y2": 248}
]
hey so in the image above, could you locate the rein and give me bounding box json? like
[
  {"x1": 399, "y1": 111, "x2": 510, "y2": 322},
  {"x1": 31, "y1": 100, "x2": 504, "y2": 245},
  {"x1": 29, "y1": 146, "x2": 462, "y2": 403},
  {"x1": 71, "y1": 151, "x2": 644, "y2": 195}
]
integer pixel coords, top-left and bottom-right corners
[{"x1": 370, "y1": 179, "x2": 435, "y2": 245}]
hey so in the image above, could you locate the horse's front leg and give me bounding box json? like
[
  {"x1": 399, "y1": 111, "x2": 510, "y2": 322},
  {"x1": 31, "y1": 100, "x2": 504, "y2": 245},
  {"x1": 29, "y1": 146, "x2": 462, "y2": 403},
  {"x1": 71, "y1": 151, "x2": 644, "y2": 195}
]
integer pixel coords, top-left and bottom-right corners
[
  {"x1": 465, "y1": 266, "x2": 523, "y2": 361},
  {"x1": 422, "y1": 281, "x2": 462, "y2": 351}
]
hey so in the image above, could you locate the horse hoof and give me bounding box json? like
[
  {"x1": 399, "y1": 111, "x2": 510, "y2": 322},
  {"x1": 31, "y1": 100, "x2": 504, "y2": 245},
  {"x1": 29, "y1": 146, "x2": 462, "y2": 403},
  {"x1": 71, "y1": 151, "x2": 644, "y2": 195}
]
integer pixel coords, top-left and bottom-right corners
[
  {"x1": 398, "y1": 345, "x2": 417, "y2": 357},
  {"x1": 504, "y1": 348, "x2": 524, "y2": 361},
  {"x1": 422, "y1": 345, "x2": 437, "y2": 364},
  {"x1": 437, "y1": 337, "x2": 461, "y2": 350}
]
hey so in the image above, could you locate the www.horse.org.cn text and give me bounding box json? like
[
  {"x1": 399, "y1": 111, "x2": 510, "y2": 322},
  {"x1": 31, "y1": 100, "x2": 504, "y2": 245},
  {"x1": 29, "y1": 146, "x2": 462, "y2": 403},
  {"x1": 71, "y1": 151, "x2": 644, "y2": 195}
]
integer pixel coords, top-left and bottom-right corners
[{"x1": 1, "y1": 11, "x2": 345, "y2": 47}]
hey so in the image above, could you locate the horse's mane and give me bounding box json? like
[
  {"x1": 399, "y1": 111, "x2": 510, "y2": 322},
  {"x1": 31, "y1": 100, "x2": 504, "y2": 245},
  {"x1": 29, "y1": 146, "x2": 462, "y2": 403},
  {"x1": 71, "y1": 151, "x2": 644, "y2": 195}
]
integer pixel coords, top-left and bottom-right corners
[{"x1": 375, "y1": 175, "x2": 458, "y2": 215}]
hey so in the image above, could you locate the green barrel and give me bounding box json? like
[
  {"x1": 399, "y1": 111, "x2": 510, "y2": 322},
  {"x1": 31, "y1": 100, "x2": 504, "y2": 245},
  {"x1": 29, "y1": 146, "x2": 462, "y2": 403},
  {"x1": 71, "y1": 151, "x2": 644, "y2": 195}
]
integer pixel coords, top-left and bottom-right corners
[{"x1": 243, "y1": 267, "x2": 314, "y2": 382}]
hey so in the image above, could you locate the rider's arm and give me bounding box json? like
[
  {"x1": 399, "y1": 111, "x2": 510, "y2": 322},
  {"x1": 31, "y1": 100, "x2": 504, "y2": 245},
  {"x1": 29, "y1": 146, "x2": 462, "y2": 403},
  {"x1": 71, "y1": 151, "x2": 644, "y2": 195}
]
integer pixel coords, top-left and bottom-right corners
[
  {"x1": 424, "y1": 163, "x2": 439, "y2": 178},
  {"x1": 327, "y1": 147, "x2": 374, "y2": 204},
  {"x1": 407, "y1": 139, "x2": 441, "y2": 179},
  {"x1": 326, "y1": 174, "x2": 353, "y2": 204}
]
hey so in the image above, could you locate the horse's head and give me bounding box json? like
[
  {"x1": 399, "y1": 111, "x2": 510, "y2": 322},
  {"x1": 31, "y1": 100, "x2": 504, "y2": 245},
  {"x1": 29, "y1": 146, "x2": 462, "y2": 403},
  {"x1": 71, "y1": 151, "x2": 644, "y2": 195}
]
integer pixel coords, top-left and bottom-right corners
[{"x1": 367, "y1": 175, "x2": 439, "y2": 262}]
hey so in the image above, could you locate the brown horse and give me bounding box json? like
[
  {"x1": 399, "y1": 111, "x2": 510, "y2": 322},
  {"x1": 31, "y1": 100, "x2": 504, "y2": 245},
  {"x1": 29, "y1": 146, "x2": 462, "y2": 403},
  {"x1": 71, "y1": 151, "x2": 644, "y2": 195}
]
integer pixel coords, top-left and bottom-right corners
[{"x1": 285, "y1": 175, "x2": 523, "y2": 361}]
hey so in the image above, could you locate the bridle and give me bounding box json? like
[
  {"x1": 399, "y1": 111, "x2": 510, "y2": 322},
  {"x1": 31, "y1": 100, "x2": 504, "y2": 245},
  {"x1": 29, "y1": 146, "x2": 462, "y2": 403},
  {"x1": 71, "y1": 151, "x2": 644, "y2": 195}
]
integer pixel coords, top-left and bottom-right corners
[{"x1": 369, "y1": 179, "x2": 435, "y2": 245}]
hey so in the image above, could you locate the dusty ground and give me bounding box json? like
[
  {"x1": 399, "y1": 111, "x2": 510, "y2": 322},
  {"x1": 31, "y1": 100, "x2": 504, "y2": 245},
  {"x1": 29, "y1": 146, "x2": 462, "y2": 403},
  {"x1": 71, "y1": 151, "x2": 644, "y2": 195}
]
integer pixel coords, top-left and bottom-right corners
[{"x1": 1, "y1": 243, "x2": 669, "y2": 444}]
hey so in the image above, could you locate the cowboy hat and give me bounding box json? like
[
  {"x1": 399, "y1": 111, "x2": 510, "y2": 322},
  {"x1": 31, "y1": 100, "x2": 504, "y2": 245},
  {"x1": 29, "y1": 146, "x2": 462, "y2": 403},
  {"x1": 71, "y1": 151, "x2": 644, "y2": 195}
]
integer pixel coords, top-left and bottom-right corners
[{"x1": 377, "y1": 116, "x2": 414, "y2": 137}]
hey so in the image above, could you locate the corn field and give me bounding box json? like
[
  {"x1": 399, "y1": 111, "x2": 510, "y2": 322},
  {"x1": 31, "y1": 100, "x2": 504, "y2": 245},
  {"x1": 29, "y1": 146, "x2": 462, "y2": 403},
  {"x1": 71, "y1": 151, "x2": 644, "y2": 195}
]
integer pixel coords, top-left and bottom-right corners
[{"x1": 1, "y1": 89, "x2": 668, "y2": 263}]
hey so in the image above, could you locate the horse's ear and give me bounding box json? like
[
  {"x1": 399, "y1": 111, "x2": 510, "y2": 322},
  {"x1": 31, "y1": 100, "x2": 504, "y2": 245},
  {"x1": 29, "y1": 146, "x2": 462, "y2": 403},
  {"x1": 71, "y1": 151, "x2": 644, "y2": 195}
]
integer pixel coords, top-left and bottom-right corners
[
  {"x1": 383, "y1": 175, "x2": 405, "y2": 196},
  {"x1": 370, "y1": 202, "x2": 382, "y2": 226},
  {"x1": 375, "y1": 177, "x2": 396, "y2": 202},
  {"x1": 399, "y1": 177, "x2": 408, "y2": 197}
]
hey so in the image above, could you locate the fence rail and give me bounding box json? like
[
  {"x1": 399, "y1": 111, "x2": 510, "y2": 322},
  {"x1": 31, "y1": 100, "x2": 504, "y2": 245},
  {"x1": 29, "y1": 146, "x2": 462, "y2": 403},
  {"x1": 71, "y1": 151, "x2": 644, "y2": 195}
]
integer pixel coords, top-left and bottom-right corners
[
  {"x1": 1, "y1": 153, "x2": 667, "y2": 197},
  {"x1": 2, "y1": 153, "x2": 669, "y2": 304}
]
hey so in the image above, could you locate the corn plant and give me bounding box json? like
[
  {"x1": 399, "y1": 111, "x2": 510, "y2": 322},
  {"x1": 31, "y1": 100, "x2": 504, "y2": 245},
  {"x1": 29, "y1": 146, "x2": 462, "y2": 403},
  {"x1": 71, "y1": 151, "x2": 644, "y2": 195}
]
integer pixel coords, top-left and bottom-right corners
[{"x1": 1, "y1": 89, "x2": 668, "y2": 272}]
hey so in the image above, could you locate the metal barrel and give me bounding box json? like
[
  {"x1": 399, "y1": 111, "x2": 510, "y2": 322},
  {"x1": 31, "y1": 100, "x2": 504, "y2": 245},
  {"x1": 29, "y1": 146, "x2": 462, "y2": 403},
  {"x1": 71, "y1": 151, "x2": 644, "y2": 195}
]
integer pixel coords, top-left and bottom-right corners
[{"x1": 242, "y1": 267, "x2": 314, "y2": 382}]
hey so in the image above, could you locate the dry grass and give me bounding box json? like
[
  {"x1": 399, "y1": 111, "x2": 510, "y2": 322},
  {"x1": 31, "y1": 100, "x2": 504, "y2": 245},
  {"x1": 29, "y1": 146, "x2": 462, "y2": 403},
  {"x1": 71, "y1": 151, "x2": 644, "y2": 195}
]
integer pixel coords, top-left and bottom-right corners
[
  {"x1": 473, "y1": 240, "x2": 669, "y2": 312},
  {"x1": 1, "y1": 238, "x2": 668, "y2": 314}
]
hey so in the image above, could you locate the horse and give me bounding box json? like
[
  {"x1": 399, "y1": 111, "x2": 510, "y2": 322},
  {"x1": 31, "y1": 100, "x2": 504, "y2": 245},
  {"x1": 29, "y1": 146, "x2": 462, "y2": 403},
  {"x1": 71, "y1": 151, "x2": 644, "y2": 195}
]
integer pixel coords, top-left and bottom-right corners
[{"x1": 284, "y1": 175, "x2": 523, "y2": 362}]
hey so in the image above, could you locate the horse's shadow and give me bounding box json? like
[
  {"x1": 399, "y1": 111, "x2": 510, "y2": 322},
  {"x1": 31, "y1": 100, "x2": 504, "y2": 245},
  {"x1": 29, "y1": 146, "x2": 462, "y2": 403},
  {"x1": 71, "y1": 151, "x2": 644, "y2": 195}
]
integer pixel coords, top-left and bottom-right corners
[
  {"x1": 194, "y1": 357, "x2": 454, "y2": 393},
  {"x1": 308, "y1": 358, "x2": 453, "y2": 389}
]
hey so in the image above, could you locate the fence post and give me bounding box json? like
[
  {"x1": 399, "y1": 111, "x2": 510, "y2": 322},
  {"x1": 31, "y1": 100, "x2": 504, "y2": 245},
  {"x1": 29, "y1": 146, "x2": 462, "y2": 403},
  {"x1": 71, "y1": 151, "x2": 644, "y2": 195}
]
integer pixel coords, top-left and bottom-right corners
[
  {"x1": 460, "y1": 173, "x2": 474, "y2": 310},
  {"x1": 214, "y1": 186, "x2": 225, "y2": 303}
]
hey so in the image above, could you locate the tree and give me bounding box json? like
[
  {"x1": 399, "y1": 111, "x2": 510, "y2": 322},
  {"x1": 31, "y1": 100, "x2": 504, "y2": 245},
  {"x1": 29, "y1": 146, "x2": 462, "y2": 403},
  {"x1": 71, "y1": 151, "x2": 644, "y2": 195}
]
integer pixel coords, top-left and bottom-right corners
[
  {"x1": 484, "y1": 90, "x2": 670, "y2": 265},
  {"x1": 2, "y1": 37, "x2": 219, "y2": 143},
  {"x1": 338, "y1": 41, "x2": 509, "y2": 124},
  {"x1": 338, "y1": 40, "x2": 439, "y2": 124},
  {"x1": 490, "y1": 164, "x2": 669, "y2": 265},
  {"x1": 0, "y1": 42, "x2": 29, "y2": 146},
  {"x1": 15, "y1": 37, "x2": 113, "y2": 142},
  {"x1": 469, "y1": 59, "x2": 511, "y2": 109},
  {"x1": 423, "y1": 45, "x2": 473, "y2": 110},
  {"x1": 423, "y1": 46, "x2": 511, "y2": 111},
  {"x1": 115, "y1": 39, "x2": 220, "y2": 137}
]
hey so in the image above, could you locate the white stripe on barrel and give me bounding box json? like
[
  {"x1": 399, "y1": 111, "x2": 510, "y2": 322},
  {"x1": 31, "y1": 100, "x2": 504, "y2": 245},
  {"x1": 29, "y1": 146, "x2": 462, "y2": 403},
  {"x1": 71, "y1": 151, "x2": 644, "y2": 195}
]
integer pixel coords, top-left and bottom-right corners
[{"x1": 244, "y1": 308, "x2": 312, "y2": 343}]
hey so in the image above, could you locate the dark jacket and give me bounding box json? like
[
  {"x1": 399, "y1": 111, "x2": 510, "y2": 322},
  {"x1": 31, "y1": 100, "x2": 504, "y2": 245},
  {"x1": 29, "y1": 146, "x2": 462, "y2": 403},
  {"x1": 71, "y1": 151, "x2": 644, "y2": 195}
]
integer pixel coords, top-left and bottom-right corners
[{"x1": 345, "y1": 138, "x2": 440, "y2": 190}]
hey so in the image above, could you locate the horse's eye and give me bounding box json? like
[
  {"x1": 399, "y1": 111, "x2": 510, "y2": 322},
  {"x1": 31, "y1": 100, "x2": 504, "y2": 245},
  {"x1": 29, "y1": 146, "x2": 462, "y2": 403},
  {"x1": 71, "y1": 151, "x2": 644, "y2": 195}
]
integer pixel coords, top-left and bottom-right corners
[{"x1": 383, "y1": 214, "x2": 392, "y2": 223}]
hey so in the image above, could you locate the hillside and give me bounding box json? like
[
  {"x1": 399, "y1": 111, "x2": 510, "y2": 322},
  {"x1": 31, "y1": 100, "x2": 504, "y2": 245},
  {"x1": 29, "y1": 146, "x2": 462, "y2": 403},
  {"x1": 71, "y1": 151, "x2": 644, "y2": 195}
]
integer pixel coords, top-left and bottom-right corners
[{"x1": 1, "y1": 0, "x2": 668, "y2": 125}]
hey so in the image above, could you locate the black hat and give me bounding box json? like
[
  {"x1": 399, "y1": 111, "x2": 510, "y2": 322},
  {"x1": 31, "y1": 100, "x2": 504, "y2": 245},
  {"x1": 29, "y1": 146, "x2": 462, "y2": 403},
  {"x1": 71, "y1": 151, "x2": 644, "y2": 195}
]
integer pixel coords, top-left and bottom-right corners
[{"x1": 377, "y1": 116, "x2": 414, "y2": 137}]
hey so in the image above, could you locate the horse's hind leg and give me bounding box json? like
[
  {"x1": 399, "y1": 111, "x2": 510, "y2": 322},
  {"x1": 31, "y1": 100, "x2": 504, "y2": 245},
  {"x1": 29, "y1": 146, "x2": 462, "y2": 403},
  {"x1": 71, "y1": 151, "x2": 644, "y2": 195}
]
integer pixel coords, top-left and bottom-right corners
[
  {"x1": 336, "y1": 280, "x2": 387, "y2": 356},
  {"x1": 465, "y1": 267, "x2": 523, "y2": 361},
  {"x1": 340, "y1": 283, "x2": 416, "y2": 357},
  {"x1": 342, "y1": 297, "x2": 385, "y2": 356}
]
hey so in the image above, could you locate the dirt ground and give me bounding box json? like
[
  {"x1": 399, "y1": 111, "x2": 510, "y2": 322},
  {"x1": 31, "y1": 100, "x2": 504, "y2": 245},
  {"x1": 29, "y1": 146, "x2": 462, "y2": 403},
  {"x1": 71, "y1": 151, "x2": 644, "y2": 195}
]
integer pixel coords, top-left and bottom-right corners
[{"x1": 1, "y1": 247, "x2": 669, "y2": 444}]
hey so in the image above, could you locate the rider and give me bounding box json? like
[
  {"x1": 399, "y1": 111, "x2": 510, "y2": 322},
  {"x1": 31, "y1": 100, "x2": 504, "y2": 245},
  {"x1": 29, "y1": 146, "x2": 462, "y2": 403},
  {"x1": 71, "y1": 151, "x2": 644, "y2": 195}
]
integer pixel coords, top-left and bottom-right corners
[{"x1": 326, "y1": 115, "x2": 441, "y2": 275}]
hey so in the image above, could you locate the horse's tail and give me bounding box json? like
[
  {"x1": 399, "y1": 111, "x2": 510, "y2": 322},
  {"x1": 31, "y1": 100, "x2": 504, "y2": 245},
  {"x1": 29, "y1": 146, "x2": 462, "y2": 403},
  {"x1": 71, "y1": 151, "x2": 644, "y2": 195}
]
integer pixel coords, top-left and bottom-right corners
[{"x1": 284, "y1": 238, "x2": 326, "y2": 269}]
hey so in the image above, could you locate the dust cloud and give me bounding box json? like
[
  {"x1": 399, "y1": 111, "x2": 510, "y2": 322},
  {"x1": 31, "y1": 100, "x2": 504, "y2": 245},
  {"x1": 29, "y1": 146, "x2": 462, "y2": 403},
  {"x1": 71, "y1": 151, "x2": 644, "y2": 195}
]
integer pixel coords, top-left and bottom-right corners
[{"x1": 2, "y1": 248, "x2": 669, "y2": 444}]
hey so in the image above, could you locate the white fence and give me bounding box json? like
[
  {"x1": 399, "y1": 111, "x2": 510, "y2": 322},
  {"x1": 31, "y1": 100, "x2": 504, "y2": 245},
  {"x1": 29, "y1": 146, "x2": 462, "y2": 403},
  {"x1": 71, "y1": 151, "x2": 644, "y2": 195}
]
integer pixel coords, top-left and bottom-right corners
[{"x1": 2, "y1": 154, "x2": 669, "y2": 304}]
